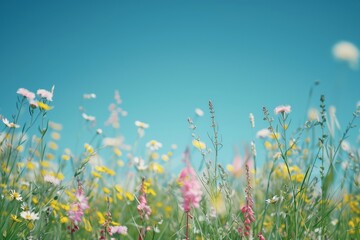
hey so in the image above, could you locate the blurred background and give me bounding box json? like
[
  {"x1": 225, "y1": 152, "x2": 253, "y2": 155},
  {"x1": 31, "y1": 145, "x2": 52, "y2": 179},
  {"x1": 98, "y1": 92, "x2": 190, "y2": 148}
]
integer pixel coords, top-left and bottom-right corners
[{"x1": 0, "y1": 0, "x2": 359, "y2": 169}]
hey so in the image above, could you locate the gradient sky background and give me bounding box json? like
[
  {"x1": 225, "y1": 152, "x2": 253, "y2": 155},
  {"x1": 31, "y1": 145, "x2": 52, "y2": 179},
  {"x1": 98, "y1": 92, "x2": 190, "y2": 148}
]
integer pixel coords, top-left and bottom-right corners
[{"x1": 0, "y1": 1, "x2": 359, "y2": 170}]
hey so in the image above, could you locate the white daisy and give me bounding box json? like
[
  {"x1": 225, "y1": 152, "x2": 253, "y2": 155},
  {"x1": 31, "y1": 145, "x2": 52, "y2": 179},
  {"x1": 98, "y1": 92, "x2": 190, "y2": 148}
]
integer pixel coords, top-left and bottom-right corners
[
  {"x1": 20, "y1": 211, "x2": 39, "y2": 221},
  {"x1": 2, "y1": 118, "x2": 20, "y2": 128},
  {"x1": 9, "y1": 190, "x2": 22, "y2": 201},
  {"x1": 146, "y1": 140, "x2": 162, "y2": 151}
]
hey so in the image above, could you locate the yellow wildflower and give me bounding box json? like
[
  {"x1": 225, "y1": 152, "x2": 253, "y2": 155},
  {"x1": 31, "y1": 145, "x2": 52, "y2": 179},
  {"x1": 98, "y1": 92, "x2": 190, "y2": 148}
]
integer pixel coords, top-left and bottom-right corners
[
  {"x1": 114, "y1": 148, "x2": 122, "y2": 156},
  {"x1": 161, "y1": 154, "x2": 169, "y2": 161},
  {"x1": 56, "y1": 172, "x2": 64, "y2": 180},
  {"x1": 37, "y1": 102, "x2": 53, "y2": 111},
  {"x1": 125, "y1": 192, "x2": 134, "y2": 201},
  {"x1": 60, "y1": 216, "x2": 68, "y2": 223},
  {"x1": 149, "y1": 162, "x2": 164, "y2": 174},
  {"x1": 151, "y1": 152, "x2": 159, "y2": 160},
  {"x1": 49, "y1": 121, "x2": 62, "y2": 131},
  {"x1": 26, "y1": 161, "x2": 36, "y2": 170},
  {"x1": 16, "y1": 145, "x2": 24, "y2": 152},
  {"x1": 61, "y1": 154, "x2": 70, "y2": 161},
  {"x1": 116, "y1": 193, "x2": 123, "y2": 200},
  {"x1": 97, "y1": 211, "x2": 106, "y2": 225},
  {"x1": 264, "y1": 141, "x2": 272, "y2": 150},
  {"x1": 11, "y1": 214, "x2": 22, "y2": 223},
  {"x1": 269, "y1": 132, "x2": 280, "y2": 139},
  {"x1": 92, "y1": 171, "x2": 102, "y2": 178},
  {"x1": 164, "y1": 206, "x2": 172, "y2": 218},
  {"x1": 50, "y1": 200, "x2": 60, "y2": 211},
  {"x1": 60, "y1": 204, "x2": 70, "y2": 211},
  {"x1": 1, "y1": 163, "x2": 10, "y2": 173},
  {"x1": 115, "y1": 185, "x2": 123, "y2": 193},
  {"x1": 146, "y1": 188, "x2": 156, "y2": 196},
  {"x1": 40, "y1": 161, "x2": 50, "y2": 168},
  {"x1": 51, "y1": 132, "x2": 61, "y2": 140},
  {"x1": 45, "y1": 153, "x2": 55, "y2": 160},
  {"x1": 84, "y1": 143, "x2": 94, "y2": 154},
  {"x1": 192, "y1": 140, "x2": 206, "y2": 150},
  {"x1": 103, "y1": 187, "x2": 111, "y2": 194},
  {"x1": 32, "y1": 196, "x2": 38, "y2": 204},
  {"x1": 111, "y1": 221, "x2": 120, "y2": 226},
  {"x1": 48, "y1": 141, "x2": 58, "y2": 150},
  {"x1": 83, "y1": 217, "x2": 92, "y2": 232}
]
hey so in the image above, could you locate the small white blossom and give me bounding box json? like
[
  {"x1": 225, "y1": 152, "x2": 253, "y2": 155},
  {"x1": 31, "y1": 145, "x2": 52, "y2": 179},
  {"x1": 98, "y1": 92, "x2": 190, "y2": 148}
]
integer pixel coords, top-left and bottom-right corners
[
  {"x1": 265, "y1": 195, "x2": 280, "y2": 204},
  {"x1": 135, "y1": 121, "x2": 149, "y2": 129},
  {"x1": 20, "y1": 211, "x2": 39, "y2": 221},
  {"x1": 256, "y1": 128, "x2": 270, "y2": 139},
  {"x1": 82, "y1": 113, "x2": 96, "y2": 122},
  {"x1": 10, "y1": 190, "x2": 22, "y2": 201},
  {"x1": 83, "y1": 93, "x2": 96, "y2": 99},
  {"x1": 2, "y1": 118, "x2": 20, "y2": 128},
  {"x1": 195, "y1": 108, "x2": 204, "y2": 117},
  {"x1": 249, "y1": 113, "x2": 255, "y2": 128},
  {"x1": 44, "y1": 175, "x2": 61, "y2": 185},
  {"x1": 146, "y1": 140, "x2": 162, "y2": 151}
]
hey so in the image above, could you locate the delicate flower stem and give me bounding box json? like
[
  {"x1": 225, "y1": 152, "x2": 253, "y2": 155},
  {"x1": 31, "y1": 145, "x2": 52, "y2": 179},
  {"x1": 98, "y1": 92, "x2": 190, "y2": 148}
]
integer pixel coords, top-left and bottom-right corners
[{"x1": 186, "y1": 211, "x2": 189, "y2": 240}]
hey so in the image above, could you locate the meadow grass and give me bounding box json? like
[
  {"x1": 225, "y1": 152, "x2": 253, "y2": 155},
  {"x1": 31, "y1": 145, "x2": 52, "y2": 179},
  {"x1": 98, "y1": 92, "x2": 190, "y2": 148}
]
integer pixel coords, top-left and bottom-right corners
[{"x1": 1, "y1": 87, "x2": 360, "y2": 239}]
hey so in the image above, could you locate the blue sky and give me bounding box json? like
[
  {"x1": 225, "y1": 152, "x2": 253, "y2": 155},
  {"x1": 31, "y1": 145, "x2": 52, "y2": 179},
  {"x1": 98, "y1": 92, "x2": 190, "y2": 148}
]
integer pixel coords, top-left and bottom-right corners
[{"x1": 0, "y1": 1, "x2": 359, "y2": 169}]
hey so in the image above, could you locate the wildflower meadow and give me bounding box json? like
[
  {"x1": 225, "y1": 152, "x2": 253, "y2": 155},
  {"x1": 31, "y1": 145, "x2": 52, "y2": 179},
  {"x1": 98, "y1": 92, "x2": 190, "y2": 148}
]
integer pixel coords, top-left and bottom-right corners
[{"x1": 1, "y1": 86, "x2": 360, "y2": 240}]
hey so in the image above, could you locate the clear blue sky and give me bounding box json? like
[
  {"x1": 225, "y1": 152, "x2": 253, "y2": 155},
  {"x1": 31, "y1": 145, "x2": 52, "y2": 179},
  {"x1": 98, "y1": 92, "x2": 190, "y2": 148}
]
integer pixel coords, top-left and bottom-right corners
[{"x1": 0, "y1": 1, "x2": 359, "y2": 169}]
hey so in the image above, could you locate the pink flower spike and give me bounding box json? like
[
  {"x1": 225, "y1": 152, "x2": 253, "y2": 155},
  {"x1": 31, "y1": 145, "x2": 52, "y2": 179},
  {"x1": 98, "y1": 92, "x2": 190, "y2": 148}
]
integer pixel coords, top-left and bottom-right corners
[
  {"x1": 17, "y1": 88, "x2": 35, "y2": 100},
  {"x1": 67, "y1": 183, "x2": 88, "y2": 225},
  {"x1": 37, "y1": 85, "x2": 54, "y2": 101},
  {"x1": 258, "y1": 232, "x2": 266, "y2": 240},
  {"x1": 274, "y1": 105, "x2": 291, "y2": 115},
  {"x1": 179, "y1": 165, "x2": 202, "y2": 213}
]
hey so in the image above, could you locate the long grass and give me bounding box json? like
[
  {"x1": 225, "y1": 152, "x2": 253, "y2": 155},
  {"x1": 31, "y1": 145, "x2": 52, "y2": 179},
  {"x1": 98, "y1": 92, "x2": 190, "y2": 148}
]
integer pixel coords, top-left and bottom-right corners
[{"x1": 1, "y1": 87, "x2": 360, "y2": 239}]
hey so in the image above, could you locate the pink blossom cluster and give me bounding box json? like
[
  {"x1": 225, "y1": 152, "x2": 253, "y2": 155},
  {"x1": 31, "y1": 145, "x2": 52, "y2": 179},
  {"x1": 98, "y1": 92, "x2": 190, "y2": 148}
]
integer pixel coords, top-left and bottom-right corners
[
  {"x1": 258, "y1": 232, "x2": 266, "y2": 240},
  {"x1": 109, "y1": 226, "x2": 128, "y2": 236},
  {"x1": 17, "y1": 86, "x2": 54, "y2": 108},
  {"x1": 239, "y1": 204, "x2": 255, "y2": 236},
  {"x1": 137, "y1": 190, "x2": 151, "y2": 220},
  {"x1": 67, "y1": 187, "x2": 89, "y2": 224},
  {"x1": 178, "y1": 165, "x2": 203, "y2": 213},
  {"x1": 105, "y1": 90, "x2": 127, "y2": 128},
  {"x1": 238, "y1": 164, "x2": 256, "y2": 237}
]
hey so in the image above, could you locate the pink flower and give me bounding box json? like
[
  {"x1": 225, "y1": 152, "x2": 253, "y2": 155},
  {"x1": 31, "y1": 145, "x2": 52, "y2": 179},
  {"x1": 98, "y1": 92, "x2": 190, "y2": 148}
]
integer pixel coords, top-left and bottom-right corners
[
  {"x1": 137, "y1": 178, "x2": 152, "y2": 221},
  {"x1": 37, "y1": 85, "x2": 54, "y2": 101},
  {"x1": 137, "y1": 194, "x2": 151, "y2": 220},
  {"x1": 258, "y1": 232, "x2": 266, "y2": 240},
  {"x1": 68, "y1": 203, "x2": 84, "y2": 224},
  {"x1": 238, "y1": 165, "x2": 255, "y2": 237},
  {"x1": 17, "y1": 88, "x2": 35, "y2": 100},
  {"x1": 75, "y1": 189, "x2": 89, "y2": 211},
  {"x1": 179, "y1": 165, "x2": 202, "y2": 212},
  {"x1": 67, "y1": 187, "x2": 88, "y2": 224},
  {"x1": 109, "y1": 226, "x2": 128, "y2": 236},
  {"x1": 274, "y1": 105, "x2": 291, "y2": 115}
]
